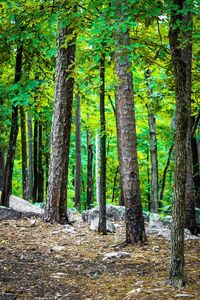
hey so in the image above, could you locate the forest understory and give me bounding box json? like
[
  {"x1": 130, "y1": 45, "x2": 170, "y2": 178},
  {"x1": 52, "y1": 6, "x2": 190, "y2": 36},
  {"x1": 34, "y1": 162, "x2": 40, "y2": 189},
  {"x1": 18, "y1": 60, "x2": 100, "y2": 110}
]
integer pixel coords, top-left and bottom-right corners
[{"x1": 0, "y1": 217, "x2": 200, "y2": 300}]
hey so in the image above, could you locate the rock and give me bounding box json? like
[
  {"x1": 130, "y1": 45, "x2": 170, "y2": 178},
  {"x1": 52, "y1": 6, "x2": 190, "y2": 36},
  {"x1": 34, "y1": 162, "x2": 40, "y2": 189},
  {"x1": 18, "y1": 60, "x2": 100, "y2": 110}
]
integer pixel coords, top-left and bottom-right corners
[
  {"x1": 66, "y1": 208, "x2": 79, "y2": 223},
  {"x1": 175, "y1": 294, "x2": 194, "y2": 298},
  {"x1": 64, "y1": 224, "x2": 77, "y2": 234},
  {"x1": 0, "y1": 207, "x2": 22, "y2": 220},
  {"x1": 89, "y1": 216, "x2": 115, "y2": 233},
  {"x1": 102, "y1": 251, "x2": 131, "y2": 260},
  {"x1": 195, "y1": 208, "x2": 200, "y2": 228},
  {"x1": 50, "y1": 245, "x2": 66, "y2": 253},
  {"x1": 9, "y1": 195, "x2": 44, "y2": 215}
]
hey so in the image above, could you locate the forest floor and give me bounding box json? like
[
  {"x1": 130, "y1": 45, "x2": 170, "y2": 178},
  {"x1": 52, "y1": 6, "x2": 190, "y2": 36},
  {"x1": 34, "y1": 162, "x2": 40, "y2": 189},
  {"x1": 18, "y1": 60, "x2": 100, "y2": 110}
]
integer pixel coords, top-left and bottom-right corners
[{"x1": 0, "y1": 216, "x2": 200, "y2": 300}]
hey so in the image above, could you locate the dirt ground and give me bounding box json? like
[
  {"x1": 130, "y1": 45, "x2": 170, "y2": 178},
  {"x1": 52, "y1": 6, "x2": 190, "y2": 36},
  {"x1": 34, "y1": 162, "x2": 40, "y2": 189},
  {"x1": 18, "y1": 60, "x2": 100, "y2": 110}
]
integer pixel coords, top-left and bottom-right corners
[{"x1": 0, "y1": 217, "x2": 200, "y2": 300}]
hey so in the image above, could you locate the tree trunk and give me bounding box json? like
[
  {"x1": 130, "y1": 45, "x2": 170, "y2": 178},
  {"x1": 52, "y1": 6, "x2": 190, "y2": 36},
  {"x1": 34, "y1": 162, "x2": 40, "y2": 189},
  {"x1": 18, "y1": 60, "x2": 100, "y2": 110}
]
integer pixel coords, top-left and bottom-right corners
[
  {"x1": 98, "y1": 53, "x2": 107, "y2": 235},
  {"x1": 168, "y1": 0, "x2": 191, "y2": 286},
  {"x1": 112, "y1": 166, "x2": 119, "y2": 203},
  {"x1": 86, "y1": 130, "x2": 93, "y2": 209},
  {"x1": 115, "y1": 30, "x2": 146, "y2": 244},
  {"x1": 0, "y1": 149, "x2": 5, "y2": 190},
  {"x1": 146, "y1": 149, "x2": 151, "y2": 211},
  {"x1": 44, "y1": 22, "x2": 76, "y2": 223},
  {"x1": 75, "y1": 95, "x2": 82, "y2": 211},
  {"x1": 95, "y1": 134, "x2": 100, "y2": 204},
  {"x1": 145, "y1": 69, "x2": 159, "y2": 213},
  {"x1": 182, "y1": 10, "x2": 196, "y2": 234},
  {"x1": 160, "y1": 144, "x2": 174, "y2": 203},
  {"x1": 37, "y1": 121, "x2": 44, "y2": 202},
  {"x1": 0, "y1": 44, "x2": 23, "y2": 207},
  {"x1": 28, "y1": 112, "x2": 33, "y2": 200},
  {"x1": 33, "y1": 119, "x2": 38, "y2": 203},
  {"x1": 20, "y1": 107, "x2": 29, "y2": 200},
  {"x1": 192, "y1": 136, "x2": 200, "y2": 208}
]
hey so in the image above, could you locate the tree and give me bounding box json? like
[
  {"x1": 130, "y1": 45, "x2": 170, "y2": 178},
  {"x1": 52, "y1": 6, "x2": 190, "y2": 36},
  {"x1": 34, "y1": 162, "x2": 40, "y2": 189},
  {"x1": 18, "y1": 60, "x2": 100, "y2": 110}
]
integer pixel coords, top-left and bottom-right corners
[
  {"x1": 115, "y1": 27, "x2": 146, "y2": 243},
  {"x1": 98, "y1": 53, "x2": 107, "y2": 234},
  {"x1": 145, "y1": 69, "x2": 159, "y2": 212},
  {"x1": 86, "y1": 129, "x2": 93, "y2": 209},
  {"x1": 75, "y1": 94, "x2": 82, "y2": 210},
  {"x1": 168, "y1": 0, "x2": 192, "y2": 286},
  {"x1": 0, "y1": 44, "x2": 23, "y2": 207},
  {"x1": 44, "y1": 15, "x2": 76, "y2": 223},
  {"x1": 20, "y1": 106, "x2": 29, "y2": 200}
]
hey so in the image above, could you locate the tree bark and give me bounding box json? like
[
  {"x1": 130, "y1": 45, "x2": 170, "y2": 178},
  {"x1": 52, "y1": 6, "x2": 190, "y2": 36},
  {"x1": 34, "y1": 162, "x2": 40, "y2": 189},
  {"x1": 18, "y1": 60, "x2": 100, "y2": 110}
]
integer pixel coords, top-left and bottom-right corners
[
  {"x1": 115, "y1": 30, "x2": 146, "y2": 244},
  {"x1": 44, "y1": 22, "x2": 76, "y2": 223},
  {"x1": 183, "y1": 9, "x2": 197, "y2": 234},
  {"x1": 75, "y1": 95, "x2": 82, "y2": 211},
  {"x1": 146, "y1": 149, "x2": 151, "y2": 211},
  {"x1": 28, "y1": 112, "x2": 33, "y2": 200},
  {"x1": 168, "y1": 0, "x2": 191, "y2": 286},
  {"x1": 98, "y1": 53, "x2": 107, "y2": 235},
  {"x1": 86, "y1": 130, "x2": 93, "y2": 209},
  {"x1": 20, "y1": 107, "x2": 29, "y2": 200},
  {"x1": 37, "y1": 120, "x2": 44, "y2": 202},
  {"x1": 0, "y1": 44, "x2": 23, "y2": 207},
  {"x1": 145, "y1": 69, "x2": 159, "y2": 213},
  {"x1": 160, "y1": 144, "x2": 174, "y2": 203},
  {"x1": 0, "y1": 149, "x2": 5, "y2": 190},
  {"x1": 192, "y1": 136, "x2": 200, "y2": 208},
  {"x1": 33, "y1": 119, "x2": 38, "y2": 203},
  {"x1": 95, "y1": 134, "x2": 100, "y2": 204}
]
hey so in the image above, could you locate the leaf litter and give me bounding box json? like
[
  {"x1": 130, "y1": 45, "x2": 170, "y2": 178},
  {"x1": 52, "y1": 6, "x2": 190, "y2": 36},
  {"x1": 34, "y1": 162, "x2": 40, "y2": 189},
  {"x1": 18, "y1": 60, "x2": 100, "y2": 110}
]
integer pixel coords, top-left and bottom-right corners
[{"x1": 0, "y1": 217, "x2": 199, "y2": 299}]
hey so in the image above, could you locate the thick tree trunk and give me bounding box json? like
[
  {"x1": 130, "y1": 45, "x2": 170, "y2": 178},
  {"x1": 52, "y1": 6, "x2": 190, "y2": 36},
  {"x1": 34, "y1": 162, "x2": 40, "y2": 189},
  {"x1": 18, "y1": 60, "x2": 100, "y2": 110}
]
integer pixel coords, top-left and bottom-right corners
[
  {"x1": 98, "y1": 53, "x2": 107, "y2": 235},
  {"x1": 160, "y1": 144, "x2": 174, "y2": 203},
  {"x1": 28, "y1": 112, "x2": 33, "y2": 200},
  {"x1": 145, "y1": 69, "x2": 159, "y2": 213},
  {"x1": 95, "y1": 134, "x2": 100, "y2": 204},
  {"x1": 115, "y1": 30, "x2": 146, "y2": 244},
  {"x1": 86, "y1": 130, "x2": 93, "y2": 209},
  {"x1": 20, "y1": 107, "x2": 29, "y2": 200},
  {"x1": 183, "y1": 9, "x2": 197, "y2": 235},
  {"x1": 44, "y1": 22, "x2": 76, "y2": 223},
  {"x1": 0, "y1": 45, "x2": 23, "y2": 207},
  {"x1": 75, "y1": 95, "x2": 82, "y2": 211},
  {"x1": 33, "y1": 119, "x2": 38, "y2": 203},
  {"x1": 37, "y1": 121, "x2": 44, "y2": 202},
  {"x1": 168, "y1": 0, "x2": 191, "y2": 286}
]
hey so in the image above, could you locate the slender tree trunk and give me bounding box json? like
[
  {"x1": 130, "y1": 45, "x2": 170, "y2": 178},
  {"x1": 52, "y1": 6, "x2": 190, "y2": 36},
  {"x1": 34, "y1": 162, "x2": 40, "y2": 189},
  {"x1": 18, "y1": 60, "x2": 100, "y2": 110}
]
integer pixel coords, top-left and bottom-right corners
[
  {"x1": 20, "y1": 107, "x2": 29, "y2": 200},
  {"x1": 37, "y1": 121, "x2": 44, "y2": 202},
  {"x1": 75, "y1": 95, "x2": 82, "y2": 211},
  {"x1": 95, "y1": 134, "x2": 100, "y2": 204},
  {"x1": 115, "y1": 30, "x2": 146, "y2": 244},
  {"x1": 0, "y1": 149, "x2": 5, "y2": 190},
  {"x1": 86, "y1": 130, "x2": 93, "y2": 209},
  {"x1": 145, "y1": 69, "x2": 159, "y2": 213},
  {"x1": 112, "y1": 166, "x2": 119, "y2": 203},
  {"x1": 98, "y1": 53, "x2": 107, "y2": 235},
  {"x1": 28, "y1": 112, "x2": 33, "y2": 200},
  {"x1": 33, "y1": 119, "x2": 38, "y2": 203},
  {"x1": 168, "y1": 0, "x2": 191, "y2": 286},
  {"x1": 160, "y1": 144, "x2": 174, "y2": 203},
  {"x1": 0, "y1": 44, "x2": 23, "y2": 207},
  {"x1": 192, "y1": 136, "x2": 200, "y2": 208},
  {"x1": 146, "y1": 149, "x2": 151, "y2": 211},
  {"x1": 44, "y1": 22, "x2": 76, "y2": 223}
]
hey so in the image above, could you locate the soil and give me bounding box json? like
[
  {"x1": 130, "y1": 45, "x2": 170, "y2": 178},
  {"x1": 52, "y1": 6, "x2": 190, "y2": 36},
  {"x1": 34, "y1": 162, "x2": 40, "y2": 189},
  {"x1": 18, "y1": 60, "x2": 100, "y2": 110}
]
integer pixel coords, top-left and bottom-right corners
[{"x1": 0, "y1": 217, "x2": 200, "y2": 300}]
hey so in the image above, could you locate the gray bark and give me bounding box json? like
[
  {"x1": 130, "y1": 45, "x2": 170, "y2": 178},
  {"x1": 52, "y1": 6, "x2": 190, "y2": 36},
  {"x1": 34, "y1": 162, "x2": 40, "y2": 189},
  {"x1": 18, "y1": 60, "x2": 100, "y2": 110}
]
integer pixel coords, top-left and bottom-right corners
[{"x1": 44, "y1": 22, "x2": 76, "y2": 223}]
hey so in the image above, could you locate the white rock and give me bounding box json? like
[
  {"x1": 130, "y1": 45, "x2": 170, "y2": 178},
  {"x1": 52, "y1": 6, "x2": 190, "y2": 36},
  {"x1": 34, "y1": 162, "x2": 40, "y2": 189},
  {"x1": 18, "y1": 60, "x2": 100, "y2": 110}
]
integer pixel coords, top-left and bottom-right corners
[{"x1": 102, "y1": 251, "x2": 131, "y2": 260}]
